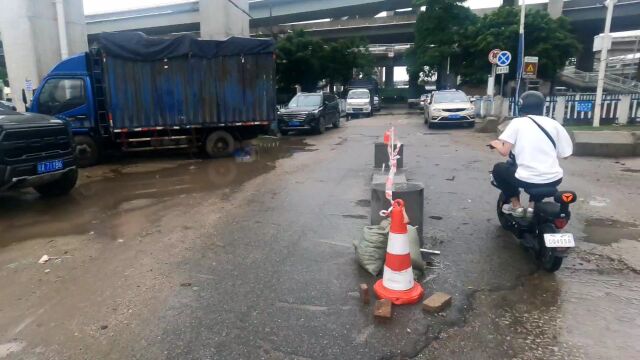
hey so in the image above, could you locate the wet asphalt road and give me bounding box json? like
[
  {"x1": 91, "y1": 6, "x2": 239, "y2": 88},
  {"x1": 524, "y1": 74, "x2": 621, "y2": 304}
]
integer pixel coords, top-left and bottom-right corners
[{"x1": 1, "y1": 110, "x2": 639, "y2": 359}]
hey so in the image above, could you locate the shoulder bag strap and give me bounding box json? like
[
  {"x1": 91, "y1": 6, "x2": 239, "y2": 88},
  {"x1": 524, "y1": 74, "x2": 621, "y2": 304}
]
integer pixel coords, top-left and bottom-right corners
[{"x1": 527, "y1": 116, "x2": 556, "y2": 149}]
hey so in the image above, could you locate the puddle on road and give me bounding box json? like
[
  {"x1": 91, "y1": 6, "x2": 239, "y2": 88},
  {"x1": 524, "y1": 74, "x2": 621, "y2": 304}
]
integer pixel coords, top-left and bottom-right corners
[
  {"x1": 583, "y1": 217, "x2": 640, "y2": 245},
  {"x1": 354, "y1": 199, "x2": 370, "y2": 208},
  {"x1": 0, "y1": 138, "x2": 312, "y2": 246}
]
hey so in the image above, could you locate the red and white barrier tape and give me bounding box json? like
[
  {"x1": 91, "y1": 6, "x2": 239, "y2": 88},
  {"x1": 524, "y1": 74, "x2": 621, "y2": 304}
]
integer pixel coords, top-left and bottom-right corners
[{"x1": 380, "y1": 127, "x2": 402, "y2": 217}]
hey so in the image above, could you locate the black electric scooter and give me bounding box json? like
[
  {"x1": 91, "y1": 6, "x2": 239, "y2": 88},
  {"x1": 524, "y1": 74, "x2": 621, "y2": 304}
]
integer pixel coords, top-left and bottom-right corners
[{"x1": 489, "y1": 160, "x2": 578, "y2": 272}]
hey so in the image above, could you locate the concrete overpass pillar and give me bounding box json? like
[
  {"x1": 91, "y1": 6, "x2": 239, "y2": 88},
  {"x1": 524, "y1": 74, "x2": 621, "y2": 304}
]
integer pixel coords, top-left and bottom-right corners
[
  {"x1": 200, "y1": 0, "x2": 250, "y2": 40},
  {"x1": 385, "y1": 66, "x2": 394, "y2": 88},
  {"x1": 547, "y1": 0, "x2": 564, "y2": 19},
  {"x1": 0, "y1": 0, "x2": 87, "y2": 110}
]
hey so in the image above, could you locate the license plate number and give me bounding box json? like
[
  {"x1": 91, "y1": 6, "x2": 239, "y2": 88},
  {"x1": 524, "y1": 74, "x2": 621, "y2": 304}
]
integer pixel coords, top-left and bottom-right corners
[
  {"x1": 544, "y1": 233, "x2": 575, "y2": 248},
  {"x1": 37, "y1": 160, "x2": 64, "y2": 174},
  {"x1": 288, "y1": 121, "x2": 302, "y2": 127},
  {"x1": 353, "y1": 108, "x2": 363, "y2": 112},
  {"x1": 448, "y1": 114, "x2": 462, "y2": 119}
]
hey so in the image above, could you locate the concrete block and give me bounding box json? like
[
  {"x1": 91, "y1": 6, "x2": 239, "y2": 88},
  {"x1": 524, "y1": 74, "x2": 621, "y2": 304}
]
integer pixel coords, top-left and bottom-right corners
[
  {"x1": 422, "y1": 292, "x2": 452, "y2": 313},
  {"x1": 371, "y1": 169, "x2": 407, "y2": 185},
  {"x1": 359, "y1": 284, "x2": 370, "y2": 305},
  {"x1": 374, "y1": 142, "x2": 403, "y2": 169},
  {"x1": 371, "y1": 182, "x2": 424, "y2": 242},
  {"x1": 572, "y1": 131, "x2": 637, "y2": 157},
  {"x1": 496, "y1": 119, "x2": 512, "y2": 136},
  {"x1": 474, "y1": 117, "x2": 499, "y2": 133},
  {"x1": 374, "y1": 299, "x2": 392, "y2": 318}
]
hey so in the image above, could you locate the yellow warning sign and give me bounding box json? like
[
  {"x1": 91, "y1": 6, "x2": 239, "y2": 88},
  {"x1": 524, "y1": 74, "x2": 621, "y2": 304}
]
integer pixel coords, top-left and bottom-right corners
[{"x1": 523, "y1": 56, "x2": 539, "y2": 79}]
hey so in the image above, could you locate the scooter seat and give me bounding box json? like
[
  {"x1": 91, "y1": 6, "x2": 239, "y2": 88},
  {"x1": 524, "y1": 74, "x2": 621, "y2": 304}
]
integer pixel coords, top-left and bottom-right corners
[
  {"x1": 524, "y1": 187, "x2": 558, "y2": 201},
  {"x1": 535, "y1": 202, "x2": 561, "y2": 218}
]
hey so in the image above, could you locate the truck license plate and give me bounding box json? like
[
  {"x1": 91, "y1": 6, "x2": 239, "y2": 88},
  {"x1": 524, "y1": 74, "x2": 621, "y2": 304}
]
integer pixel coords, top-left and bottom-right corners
[
  {"x1": 544, "y1": 233, "x2": 575, "y2": 248},
  {"x1": 37, "y1": 159, "x2": 64, "y2": 174}
]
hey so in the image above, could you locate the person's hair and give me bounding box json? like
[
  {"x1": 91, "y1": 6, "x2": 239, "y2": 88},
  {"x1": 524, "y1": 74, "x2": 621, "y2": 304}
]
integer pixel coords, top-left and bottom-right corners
[{"x1": 518, "y1": 91, "x2": 545, "y2": 116}]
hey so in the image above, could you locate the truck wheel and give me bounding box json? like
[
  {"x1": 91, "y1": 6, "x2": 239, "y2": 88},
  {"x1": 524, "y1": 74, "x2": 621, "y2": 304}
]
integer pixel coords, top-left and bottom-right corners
[
  {"x1": 205, "y1": 131, "x2": 235, "y2": 158},
  {"x1": 74, "y1": 135, "x2": 99, "y2": 168},
  {"x1": 34, "y1": 168, "x2": 78, "y2": 197}
]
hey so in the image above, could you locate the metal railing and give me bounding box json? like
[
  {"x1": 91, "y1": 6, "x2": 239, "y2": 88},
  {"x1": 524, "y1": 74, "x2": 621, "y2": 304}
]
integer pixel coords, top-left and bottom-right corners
[{"x1": 560, "y1": 66, "x2": 640, "y2": 93}]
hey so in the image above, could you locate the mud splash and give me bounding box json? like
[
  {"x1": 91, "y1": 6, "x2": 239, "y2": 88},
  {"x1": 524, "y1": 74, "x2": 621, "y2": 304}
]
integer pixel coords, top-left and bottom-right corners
[
  {"x1": 0, "y1": 138, "x2": 312, "y2": 246},
  {"x1": 582, "y1": 217, "x2": 640, "y2": 245}
]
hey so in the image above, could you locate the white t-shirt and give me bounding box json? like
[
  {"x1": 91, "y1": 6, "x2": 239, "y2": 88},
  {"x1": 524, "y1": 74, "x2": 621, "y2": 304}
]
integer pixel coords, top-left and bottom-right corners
[{"x1": 499, "y1": 115, "x2": 573, "y2": 184}]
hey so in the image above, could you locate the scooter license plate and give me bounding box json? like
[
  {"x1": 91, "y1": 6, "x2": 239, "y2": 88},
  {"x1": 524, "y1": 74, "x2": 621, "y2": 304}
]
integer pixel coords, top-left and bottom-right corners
[{"x1": 544, "y1": 233, "x2": 575, "y2": 248}]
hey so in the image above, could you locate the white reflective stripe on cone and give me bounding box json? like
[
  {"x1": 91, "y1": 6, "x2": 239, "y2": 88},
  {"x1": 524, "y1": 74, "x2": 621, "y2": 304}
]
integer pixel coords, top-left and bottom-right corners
[
  {"x1": 386, "y1": 232, "x2": 410, "y2": 255},
  {"x1": 382, "y1": 266, "x2": 415, "y2": 291}
]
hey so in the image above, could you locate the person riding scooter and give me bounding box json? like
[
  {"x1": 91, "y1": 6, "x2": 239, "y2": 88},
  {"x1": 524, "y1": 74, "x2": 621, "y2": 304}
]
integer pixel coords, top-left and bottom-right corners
[{"x1": 489, "y1": 91, "x2": 573, "y2": 218}]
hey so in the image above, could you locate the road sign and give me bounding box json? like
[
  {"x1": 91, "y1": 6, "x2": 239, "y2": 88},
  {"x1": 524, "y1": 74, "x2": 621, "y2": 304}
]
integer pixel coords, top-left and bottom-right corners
[
  {"x1": 523, "y1": 56, "x2": 539, "y2": 79},
  {"x1": 496, "y1": 66, "x2": 509, "y2": 75},
  {"x1": 577, "y1": 101, "x2": 594, "y2": 112},
  {"x1": 488, "y1": 49, "x2": 501, "y2": 64},
  {"x1": 497, "y1": 51, "x2": 512, "y2": 67}
]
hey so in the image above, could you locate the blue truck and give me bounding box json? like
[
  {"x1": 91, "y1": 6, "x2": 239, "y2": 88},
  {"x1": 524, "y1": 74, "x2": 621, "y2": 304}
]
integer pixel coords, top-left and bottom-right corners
[{"x1": 29, "y1": 32, "x2": 277, "y2": 167}]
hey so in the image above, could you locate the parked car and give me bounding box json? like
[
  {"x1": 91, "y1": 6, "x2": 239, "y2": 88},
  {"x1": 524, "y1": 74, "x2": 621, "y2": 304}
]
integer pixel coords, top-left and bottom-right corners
[
  {"x1": 346, "y1": 89, "x2": 372, "y2": 119},
  {"x1": 424, "y1": 89, "x2": 476, "y2": 128},
  {"x1": 408, "y1": 94, "x2": 428, "y2": 109},
  {"x1": 278, "y1": 93, "x2": 341, "y2": 135},
  {"x1": 0, "y1": 107, "x2": 78, "y2": 196},
  {"x1": 0, "y1": 100, "x2": 17, "y2": 111}
]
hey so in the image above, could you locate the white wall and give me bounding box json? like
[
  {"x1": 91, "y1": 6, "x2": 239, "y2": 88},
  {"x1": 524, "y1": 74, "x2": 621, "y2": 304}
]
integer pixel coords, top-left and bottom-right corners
[
  {"x1": 0, "y1": 0, "x2": 88, "y2": 111},
  {"x1": 199, "y1": 0, "x2": 250, "y2": 40}
]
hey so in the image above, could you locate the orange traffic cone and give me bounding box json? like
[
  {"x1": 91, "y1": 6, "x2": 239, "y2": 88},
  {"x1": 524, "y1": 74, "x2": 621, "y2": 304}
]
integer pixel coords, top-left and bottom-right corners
[{"x1": 374, "y1": 199, "x2": 424, "y2": 305}]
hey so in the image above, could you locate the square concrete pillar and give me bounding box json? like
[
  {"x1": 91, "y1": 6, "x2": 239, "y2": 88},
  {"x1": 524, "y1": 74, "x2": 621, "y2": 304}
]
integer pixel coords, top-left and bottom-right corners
[
  {"x1": 200, "y1": 0, "x2": 250, "y2": 40},
  {"x1": 618, "y1": 95, "x2": 632, "y2": 125},
  {"x1": 555, "y1": 97, "x2": 566, "y2": 125}
]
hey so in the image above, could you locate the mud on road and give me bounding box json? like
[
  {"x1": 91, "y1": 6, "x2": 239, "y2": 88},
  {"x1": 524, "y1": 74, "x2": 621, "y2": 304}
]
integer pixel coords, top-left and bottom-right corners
[{"x1": 1, "y1": 114, "x2": 639, "y2": 359}]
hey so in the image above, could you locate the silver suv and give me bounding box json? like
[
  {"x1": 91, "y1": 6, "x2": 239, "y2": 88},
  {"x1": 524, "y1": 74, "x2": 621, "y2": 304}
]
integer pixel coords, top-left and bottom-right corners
[{"x1": 424, "y1": 90, "x2": 475, "y2": 128}]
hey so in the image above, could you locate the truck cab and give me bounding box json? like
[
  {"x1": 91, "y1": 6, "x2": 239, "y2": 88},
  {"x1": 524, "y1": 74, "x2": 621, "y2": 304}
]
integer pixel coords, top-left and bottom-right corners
[{"x1": 30, "y1": 53, "x2": 104, "y2": 167}]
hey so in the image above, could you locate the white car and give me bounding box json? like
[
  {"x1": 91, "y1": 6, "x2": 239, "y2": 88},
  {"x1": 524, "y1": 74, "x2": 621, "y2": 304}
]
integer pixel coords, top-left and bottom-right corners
[
  {"x1": 346, "y1": 89, "x2": 372, "y2": 118},
  {"x1": 424, "y1": 90, "x2": 475, "y2": 128}
]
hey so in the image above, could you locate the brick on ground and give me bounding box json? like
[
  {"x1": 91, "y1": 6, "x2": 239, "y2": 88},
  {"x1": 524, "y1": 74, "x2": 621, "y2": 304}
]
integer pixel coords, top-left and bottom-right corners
[
  {"x1": 359, "y1": 284, "x2": 370, "y2": 305},
  {"x1": 374, "y1": 299, "x2": 392, "y2": 318},
  {"x1": 422, "y1": 292, "x2": 452, "y2": 313}
]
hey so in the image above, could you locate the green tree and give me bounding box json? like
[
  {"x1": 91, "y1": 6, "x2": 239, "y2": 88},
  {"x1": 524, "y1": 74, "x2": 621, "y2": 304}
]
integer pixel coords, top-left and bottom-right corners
[
  {"x1": 459, "y1": 7, "x2": 581, "y2": 84},
  {"x1": 320, "y1": 38, "x2": 374, "y2": 93},
  {"x1": 275, "y1": 30, "x2": 325, "y2": 94},
  {"x1": 408, "y1": 0, "x2": 478, "y2": 89}
]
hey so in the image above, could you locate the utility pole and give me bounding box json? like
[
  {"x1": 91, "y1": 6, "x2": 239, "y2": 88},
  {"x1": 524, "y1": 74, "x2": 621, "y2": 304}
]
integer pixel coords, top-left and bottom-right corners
[
  {"x1": 593, "y1": 0, "x2": 617, "y2": 127},
  {"x1": 514, "y1": 0, "x2": 526, "y2": 116}
]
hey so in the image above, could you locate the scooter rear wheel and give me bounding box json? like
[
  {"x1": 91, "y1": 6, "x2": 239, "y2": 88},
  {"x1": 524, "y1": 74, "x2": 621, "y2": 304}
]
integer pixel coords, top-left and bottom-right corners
[{"x1": 539, "y1": 223, "x2": 564, "y2": 272}]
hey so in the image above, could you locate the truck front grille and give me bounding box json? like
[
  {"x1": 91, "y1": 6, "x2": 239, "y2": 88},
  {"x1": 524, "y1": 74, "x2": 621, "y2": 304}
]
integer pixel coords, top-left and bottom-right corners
[{"x1": 0, "y1": 126, "x2": 72, "y2": 161}]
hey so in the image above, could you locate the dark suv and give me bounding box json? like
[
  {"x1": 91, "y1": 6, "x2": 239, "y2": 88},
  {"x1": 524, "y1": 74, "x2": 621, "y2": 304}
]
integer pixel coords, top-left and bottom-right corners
[
  {"x1": 278, "y1": 93, "x2": 341, "y2": 135},
  {"x1": 0, "y1": 108, "x2": 77, "y2": 196}
]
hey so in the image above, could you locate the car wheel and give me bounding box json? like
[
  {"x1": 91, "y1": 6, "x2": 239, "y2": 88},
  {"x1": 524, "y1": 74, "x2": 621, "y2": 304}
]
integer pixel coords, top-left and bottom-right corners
[
  {"x1": 34, "y1": 168, "x2": 78, "y2": 197},
  {"x1": 332, "y1": 116, "x2": 341, "y2": 128},
  {"x1": 280, "y1": 129, "x2": 289, "y2": 136},
  {"x1": 315, "y1": 117, "x2": 326, "y2": 134}
]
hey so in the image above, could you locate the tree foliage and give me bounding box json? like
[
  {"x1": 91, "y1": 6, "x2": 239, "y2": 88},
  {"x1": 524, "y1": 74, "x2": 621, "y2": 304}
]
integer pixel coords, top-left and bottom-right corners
[
  {"x1": 459, "y1": 6, "x2": 581, "y2": 83},
  {"x1": 408, "y1": 0, "x2": 478, "y2": 88},
  {"x1": 275, "y1": 30, "x2": 374, "y2": 95}
]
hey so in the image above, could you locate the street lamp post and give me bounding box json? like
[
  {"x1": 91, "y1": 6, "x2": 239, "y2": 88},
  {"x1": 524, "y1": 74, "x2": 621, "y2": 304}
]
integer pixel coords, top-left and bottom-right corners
[
  {"x1": 514, "y1": 0, "x2": 526, "y2": 116},
  {"x1": 593, "y1": 0, "x2": 617, "y2": 127}
]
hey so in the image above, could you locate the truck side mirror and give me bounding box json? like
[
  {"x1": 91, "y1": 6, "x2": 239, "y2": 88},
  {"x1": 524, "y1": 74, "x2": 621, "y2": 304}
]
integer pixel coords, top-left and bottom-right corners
[{"x1": 22, "y1": 89, "x2": 28, "y2": 105}]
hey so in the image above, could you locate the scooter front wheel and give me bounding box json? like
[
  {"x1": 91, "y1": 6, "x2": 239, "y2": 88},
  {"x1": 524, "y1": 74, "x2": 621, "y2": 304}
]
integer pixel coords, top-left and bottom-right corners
[{"x1": 496, "y1": 194, "x2": 510, "y2": 230}]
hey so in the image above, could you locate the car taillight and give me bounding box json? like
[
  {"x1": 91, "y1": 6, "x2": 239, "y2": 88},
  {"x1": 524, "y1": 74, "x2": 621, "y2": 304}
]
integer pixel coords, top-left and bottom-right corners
[{"x1": 554, "y1": 218, "x2": 568, "y2": 229}]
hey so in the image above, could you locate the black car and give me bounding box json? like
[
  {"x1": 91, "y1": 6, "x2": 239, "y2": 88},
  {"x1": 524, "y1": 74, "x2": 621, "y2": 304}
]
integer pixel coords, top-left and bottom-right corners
[
  {"x1": 278, "y1": 93, "x2": 341, "y2": 135},
  {"x1": 0, "y1": 108, "x2": 77, "y2": 196}
]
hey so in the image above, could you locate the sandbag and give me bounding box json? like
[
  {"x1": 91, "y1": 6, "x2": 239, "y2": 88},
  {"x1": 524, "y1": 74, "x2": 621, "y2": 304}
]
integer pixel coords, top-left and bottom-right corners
[{"x1": 354, "y1": 219, "x2": 425, "y2": 278}]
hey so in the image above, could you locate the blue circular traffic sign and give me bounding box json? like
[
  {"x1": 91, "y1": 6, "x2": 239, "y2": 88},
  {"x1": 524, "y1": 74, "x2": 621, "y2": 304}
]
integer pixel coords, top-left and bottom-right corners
[{"x1": 497, "y1": 51, "x2": 512, "y2": 67}]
